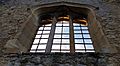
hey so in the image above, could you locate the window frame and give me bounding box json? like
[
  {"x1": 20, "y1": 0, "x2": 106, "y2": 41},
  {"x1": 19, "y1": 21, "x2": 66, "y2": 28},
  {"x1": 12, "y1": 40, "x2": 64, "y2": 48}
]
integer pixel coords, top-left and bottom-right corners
[{"x1": 30, "y1": 15, "x2": 95, "y2": 53}]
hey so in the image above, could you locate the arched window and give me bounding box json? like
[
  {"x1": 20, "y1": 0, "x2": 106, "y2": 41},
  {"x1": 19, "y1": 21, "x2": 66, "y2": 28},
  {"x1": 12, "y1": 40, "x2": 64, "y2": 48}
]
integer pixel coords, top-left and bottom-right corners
[{"x1": 30, "y1": 14, "x2": 95, "y2": 53}]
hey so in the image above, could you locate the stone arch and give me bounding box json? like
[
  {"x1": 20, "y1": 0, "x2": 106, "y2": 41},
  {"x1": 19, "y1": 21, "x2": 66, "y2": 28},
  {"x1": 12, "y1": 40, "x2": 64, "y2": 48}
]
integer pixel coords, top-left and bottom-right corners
[{"x1": 4, "y1": 2, "x2": 117, "y2": 53}]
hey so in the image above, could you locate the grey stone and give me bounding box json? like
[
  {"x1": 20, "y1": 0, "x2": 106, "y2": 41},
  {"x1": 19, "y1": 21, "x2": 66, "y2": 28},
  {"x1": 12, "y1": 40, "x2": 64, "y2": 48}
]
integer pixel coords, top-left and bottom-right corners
[
  {"x1": 0, "y1": 0, "x2": 120, "y2": 66},
  {"x1": 26, "y1": 62, "x2": 34, "y2": 66},
  {"x1": 76, "y1": 64, "x2": 86, "y2": 66},
  {"x1": 38, "y1": 64, "x2": 43, "y2": 66}
]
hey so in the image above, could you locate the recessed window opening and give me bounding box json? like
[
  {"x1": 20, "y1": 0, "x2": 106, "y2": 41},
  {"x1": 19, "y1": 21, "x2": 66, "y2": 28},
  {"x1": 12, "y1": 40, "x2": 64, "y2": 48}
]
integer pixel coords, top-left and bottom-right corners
[{"x1": 30, "y1": 14, "x2": 95, "y2": 53}]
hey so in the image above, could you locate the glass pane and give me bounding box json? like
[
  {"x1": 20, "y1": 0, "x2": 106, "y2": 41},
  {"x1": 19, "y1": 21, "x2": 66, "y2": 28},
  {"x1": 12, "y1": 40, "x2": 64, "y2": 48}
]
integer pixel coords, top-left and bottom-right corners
[
  {"x1": 54, "y1": 34, "x2": 61, "y2": 38},
  {"x1": 39, "y1": 27, "x2": 44, "y2": 30},
  {"x1": 38, "y1": 45, "x2": 46, "y2": 49},
  {"x1": 75, "y1": 39, "x2": 83, "y2": 43},
  {"x1": 63, "y1": 21, "x2": 69, "y2": 26},
  {"x1": 73, "y1": 23, "x2": 80, "y2": 26},
  {"x1": 56, "y1": 23, "x2": 62, "y2": 26},
  {"x1": 63, "y1": 27, "x2": 69, "y2": 33},
  {"x1": 43, "y1": 31, "x2": 50, "y2": 33},
  {"x1": 31, "y1": 45, "x2": 38, "y2": 49},
  {"x1": 75, "y1": 44, "x2": 85, "y2": 49},
  {"x1": 53, "y1": 39, "x2": 61, "y2": 43},
  {"x1": 44, "y1": 27, "x2": 51, "y2": 30},
  {"x1": 40, "y1": 39, "x2": 48, "y2": 43},
  {"x1": 56, "y1": 22, "x2": 62, "y2": 26},
  {"x1": 62, "y1": 39, "x2": 69, "y2": 43},
  {"x1": 36, "y1": 50, "x2": 45, "y2": 52},
  {"x1": 41, "y1": 35, "x2": 49, "y2": 38},
  {"x1": 83, "y1": 34, "x2": 91, "y2": 38},
  {"x1": 75, "y1": 50, "x2": 85, "y2": 52},
  {"x1": 61, "y1": 51, "x2": 70, "y2": 53},
  {"x1": 63, "y1": 21, "x2": 69, "y2": 24},
  {"x1": 84, "y1": 39, "x2": 92, "y2": 43},
  {"x1": 85, "y1": 45, "x2": 94, "y2": 49},
  {"x1": 33, "y1": 39, "x2": 39, "y2": 44},
  {"x1": 30, "y1": 51, "x2": 36, "y2": 52},
  {"x1": 63, "y1": 24, "x2": 69, "y2": 26},
  {"x1": 74, "y1": 30, "x2": 81, "y2": 33},
  {"x1": 74, "y1": 27, "x2": 80, "y2": 29},
  {"x1": 86, "y1": 50, "x2": 95, "y2": 52},
  {"x1": 61, "y1": 45, "x2": 70, "y2": 49},
  {"x1": 51, "y1": 50, "x2": 60, "y2": 52},
  {"x1": 81, "y1": 24, "x2": 86, "y2": 26},
  {"x1": 35, "y1": 35, "x2": 41, "y2": 38},
  {"x1": 74, "y1": 34, "x2": 82, "y2": 38},
  {"x1": 57, "y1": 21, "x2": 62, "y2": 24},
  {"x1": 37, "y1": 31, "x2": 42, "y2": 34},
  {"x1": 52, "y1": 45, "x2": 60, "y2": 49},
  {"x1": 81, "y1": 27, "x2": 88, "y2": 29},
  {"x1": 82, "y1": 30, "x2": 89, "y2": 33},
  {"x1": 55, "y1": 27, "x2": 62, "y2": 33},
  {"x1": 62, "y1": 34, "x2": 69, "y2": 38}
]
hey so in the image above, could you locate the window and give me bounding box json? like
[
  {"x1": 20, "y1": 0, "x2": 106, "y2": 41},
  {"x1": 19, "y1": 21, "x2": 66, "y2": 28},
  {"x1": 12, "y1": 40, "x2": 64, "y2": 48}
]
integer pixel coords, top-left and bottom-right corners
[
  {"x1": 30, "y1": 24, "x2": 52, "y2": 52},
  {"x1": 52, "y1": 21, "x2": 70, "y2": 52},
  {"x1": 30, "y1": 15, "x2": 95, "y2": 53}
]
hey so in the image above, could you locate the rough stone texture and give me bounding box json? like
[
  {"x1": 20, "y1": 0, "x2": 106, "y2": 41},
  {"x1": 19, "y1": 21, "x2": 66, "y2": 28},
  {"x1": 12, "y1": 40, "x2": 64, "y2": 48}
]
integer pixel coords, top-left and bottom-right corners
[
  {"x1": 0, "y1": 0, "x2": 120, "y2": 66},
  {"x1": 0, "y1": 0, "x2": 32, "y2": 53},
  {"x1": 0, "y1": 53, "x2": 120, "y2": 66},
  {"x1": 0, "y1": 0, "x2": 120, "y2": 52},
  {"x1": 95, "y1": 1, "x2": 120, "y2": 51},
  {"x1": 0, "y1": 0, "x2": 120, "y2": 53}
]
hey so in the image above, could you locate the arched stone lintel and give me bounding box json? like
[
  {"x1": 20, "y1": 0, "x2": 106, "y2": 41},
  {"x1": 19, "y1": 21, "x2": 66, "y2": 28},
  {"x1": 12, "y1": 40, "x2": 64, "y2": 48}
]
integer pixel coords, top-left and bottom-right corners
[{"x1": 32, "y1": 1, "x2": 98, "y2": 16}]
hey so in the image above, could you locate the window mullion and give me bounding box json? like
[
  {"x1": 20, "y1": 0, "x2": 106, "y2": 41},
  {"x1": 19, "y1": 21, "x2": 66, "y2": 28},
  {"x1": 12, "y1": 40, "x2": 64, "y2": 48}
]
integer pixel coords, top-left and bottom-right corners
[
  {"x1": 60, "y1": 21, "x2": 63, "y2": 52},
  {"x1": 69, "y1": 16, "x2": 75, "y2": 54},
  {"x1": 45, "y1": 17, "x2": 57, "y2": 53},
  {"x1": 36, "y1": 25, "x2": 44, "y2": 52},
  {"x1": 80, "y1": 25, "x2": 87, "y2": 52}
]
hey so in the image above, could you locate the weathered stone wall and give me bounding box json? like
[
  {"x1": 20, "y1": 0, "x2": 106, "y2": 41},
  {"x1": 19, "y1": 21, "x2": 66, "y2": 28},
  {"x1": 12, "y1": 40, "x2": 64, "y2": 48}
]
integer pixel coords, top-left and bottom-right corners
[
  {"x1": 0, "y1": 0, "x2": 120, "y2": 65},
  {"x1": 0, "y1": 53, "x2": 120, "y2": 66},
  {"x1": 0, "y1": 0, "x2": 32, "y2": 53},
  {"x1": 96, "y1": 1, "x2": 120, "y2": 51},
  {"x1": 0, "y1": 0, "x2": 120, "y2": 53}
]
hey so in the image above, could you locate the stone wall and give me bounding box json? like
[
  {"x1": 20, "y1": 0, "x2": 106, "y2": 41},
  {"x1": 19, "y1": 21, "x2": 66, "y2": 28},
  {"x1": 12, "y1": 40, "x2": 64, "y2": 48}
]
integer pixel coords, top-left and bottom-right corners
[
  {"x1": 0, "y1": 0, "x2": 120, "y2": 52},
  {"x1": 95, "y1": 1, "x2": 120, "y2": 51},
  {"x1": 0, "y1": 0, "x2": 120, "y2": 65},
  {"x1": 0, "y1": 0, "x2": 32, "y2": 53},
  {"x1": 0, "y1": 53, "x2": 120, "y2": 66},
  {"x1": 0, "y1": 0, "x2": 120, "y2": 53}
]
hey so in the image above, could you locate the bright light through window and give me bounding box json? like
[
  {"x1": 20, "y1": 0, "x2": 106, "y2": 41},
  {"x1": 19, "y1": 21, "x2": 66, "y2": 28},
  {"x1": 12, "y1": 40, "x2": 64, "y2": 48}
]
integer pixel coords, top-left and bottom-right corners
[{"x1": 30, "y1": 19, "x2": 95, "y2": 53}]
